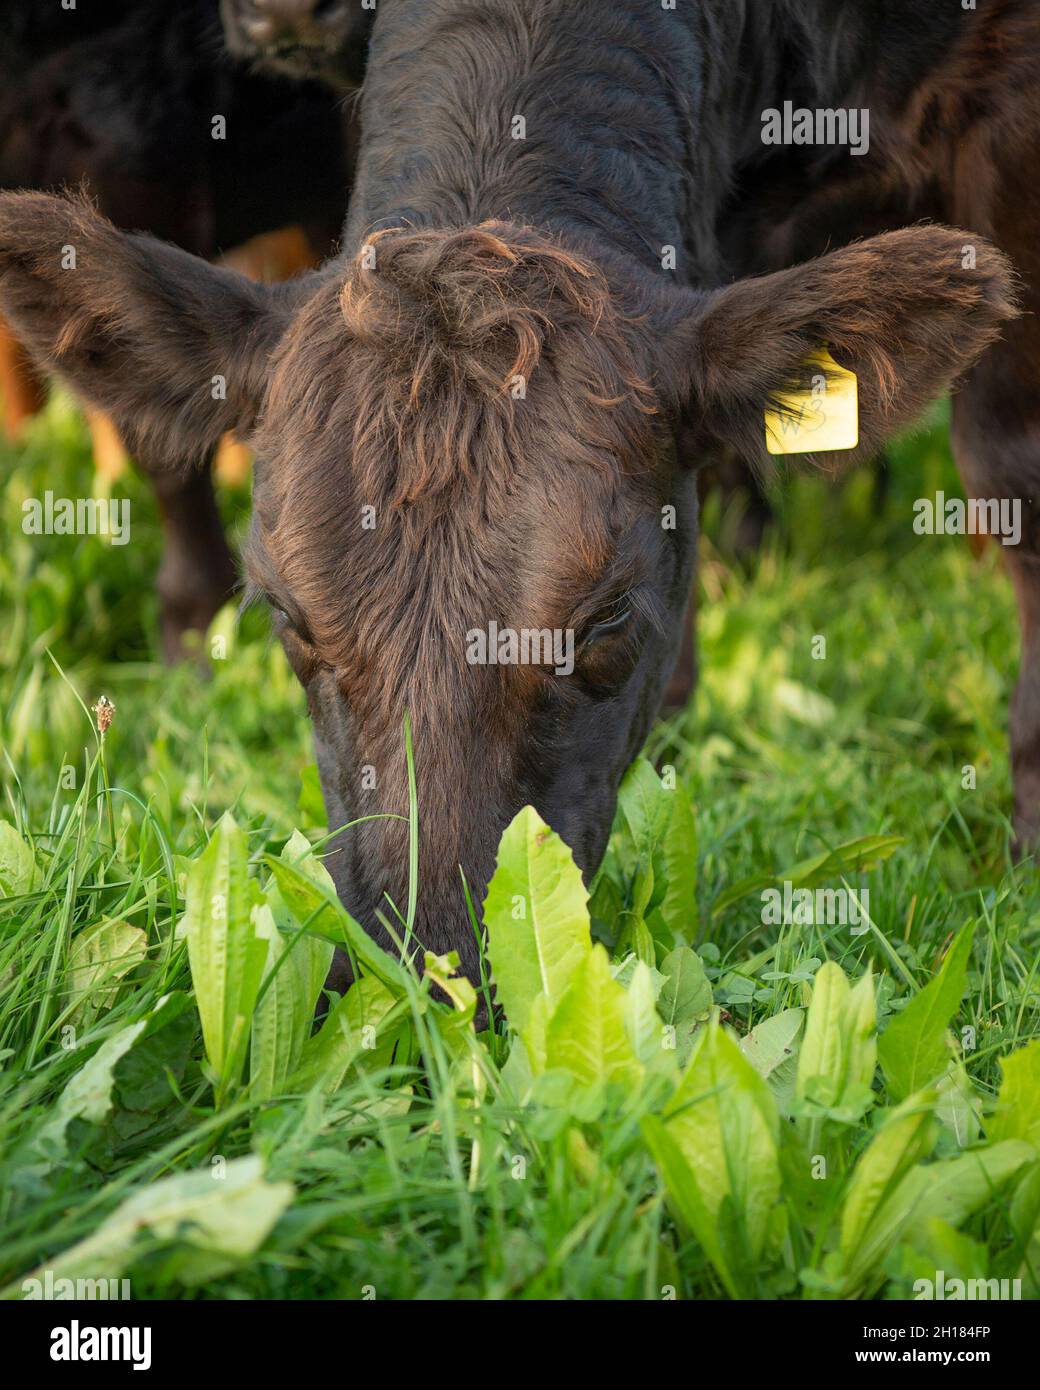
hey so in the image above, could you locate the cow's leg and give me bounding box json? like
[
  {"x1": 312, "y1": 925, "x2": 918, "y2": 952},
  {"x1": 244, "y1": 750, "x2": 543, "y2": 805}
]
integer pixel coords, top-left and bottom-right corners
[
  {"x1": 136, "y1": 452, "x2": 238, "y2": 663},
  {"x1": 951, "y1": 352, "x2": 1040, "y2": 849},
  {"x1": 0, "y1": 317, "x2": 46, "y2": 439},
  {"x1": 950, "y1": 137, "x2": 1040, "y2": 848}
]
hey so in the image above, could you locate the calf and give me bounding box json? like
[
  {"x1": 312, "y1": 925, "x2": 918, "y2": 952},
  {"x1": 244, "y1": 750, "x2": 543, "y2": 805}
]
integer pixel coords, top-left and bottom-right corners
[
  {"x1": 0, "y1": 0, "x2": 1024, "y2": 986},
  {"x1": 0, "y1": 0, "x2": 354, "y2": 658}
]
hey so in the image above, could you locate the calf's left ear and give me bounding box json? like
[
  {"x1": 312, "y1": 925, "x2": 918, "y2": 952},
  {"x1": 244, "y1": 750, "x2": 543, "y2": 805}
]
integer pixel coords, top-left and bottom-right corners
[
  {"x1": 0, "y1": 191, "x2": 300, "y2": 467},
  {"x1": 661, "y1": 225, "x2": 1017, "y2": 467}
]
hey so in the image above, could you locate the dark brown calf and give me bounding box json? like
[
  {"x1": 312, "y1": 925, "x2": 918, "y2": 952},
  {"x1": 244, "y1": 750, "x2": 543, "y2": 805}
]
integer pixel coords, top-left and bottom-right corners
[{"x1": 0, "y1": 0, "x2": 1024, "y2": 984}]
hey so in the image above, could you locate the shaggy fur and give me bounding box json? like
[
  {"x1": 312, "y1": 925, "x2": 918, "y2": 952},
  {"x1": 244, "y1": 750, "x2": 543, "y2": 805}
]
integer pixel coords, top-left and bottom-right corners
[{"x1": 0, "y1": 0, "x2": 1032, "y2": 982}]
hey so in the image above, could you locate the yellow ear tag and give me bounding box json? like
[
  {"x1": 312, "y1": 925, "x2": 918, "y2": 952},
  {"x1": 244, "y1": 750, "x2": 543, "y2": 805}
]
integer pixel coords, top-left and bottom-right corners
[{"x1": 764, "y1": 347, "x2": 858, "y2": 455}]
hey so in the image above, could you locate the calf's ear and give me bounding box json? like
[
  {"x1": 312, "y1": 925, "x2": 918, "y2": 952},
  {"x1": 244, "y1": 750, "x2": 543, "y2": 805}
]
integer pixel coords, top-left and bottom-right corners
[
  {"x1": 0, "y1": 191, "x2": 300, "y2": 467},
  {"x1": 664, "y1": 226, "x2": 1017, "y2": 467}
]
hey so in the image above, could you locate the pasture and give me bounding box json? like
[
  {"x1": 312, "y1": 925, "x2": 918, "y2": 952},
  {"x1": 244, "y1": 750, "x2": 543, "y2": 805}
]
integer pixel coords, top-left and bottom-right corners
[{"x1": 1, "y1": 392, "x2": 1037, "y2": 1301}]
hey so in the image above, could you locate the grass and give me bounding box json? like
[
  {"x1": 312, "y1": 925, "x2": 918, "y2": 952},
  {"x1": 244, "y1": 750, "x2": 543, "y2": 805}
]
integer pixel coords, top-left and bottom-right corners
[{"x1": 0, "y1": 391, "x2": 1038, "y2": 1301}]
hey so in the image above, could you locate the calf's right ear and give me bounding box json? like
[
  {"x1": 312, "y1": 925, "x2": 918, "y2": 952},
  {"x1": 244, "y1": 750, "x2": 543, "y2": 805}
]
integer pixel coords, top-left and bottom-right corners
[
  {"x1": 0, "y1": 191, "x2": 299, "y2": 467},
  {"x1": 658, "y1": 225, "x2": 1017, "y2": 469}
]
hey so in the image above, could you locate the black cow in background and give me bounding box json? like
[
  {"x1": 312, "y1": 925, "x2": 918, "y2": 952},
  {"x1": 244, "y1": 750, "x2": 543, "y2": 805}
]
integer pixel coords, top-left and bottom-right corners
[
  {"x1": 221, "y1": 0, "x2": 373, "y2": 90},
  {"x1": 0, "y1": 0, "x2": 358, "y2": 658}
]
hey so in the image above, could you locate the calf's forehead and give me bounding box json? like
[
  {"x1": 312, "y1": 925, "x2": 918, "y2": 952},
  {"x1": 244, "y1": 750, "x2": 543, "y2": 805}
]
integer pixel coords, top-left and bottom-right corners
[{"x1": 249, "y1": 440, "x2": 647, "y2": 637}]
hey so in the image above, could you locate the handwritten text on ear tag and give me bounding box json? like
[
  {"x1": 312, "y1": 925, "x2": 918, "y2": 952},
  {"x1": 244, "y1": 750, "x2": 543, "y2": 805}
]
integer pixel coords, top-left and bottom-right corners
[{"x1": 764, "y1": 347, "x2": 859, "y2": 455}]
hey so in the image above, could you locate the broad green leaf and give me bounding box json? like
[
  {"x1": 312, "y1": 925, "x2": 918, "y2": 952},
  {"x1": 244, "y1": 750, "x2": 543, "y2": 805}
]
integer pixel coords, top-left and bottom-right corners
[
  {"x1": 105, "y1": 992, "x2": 194, "y2": 1115},
  {"x1": 797, "y1": 962, "x2": 846, "y2": 1105},
  {"x1": 0, "y1": 820, "x2": 34, "y2": 896},
  {"x1": 646, "y1": 778, "x2": 697, "y2": 949},
  {"x1": 615, "y1": 858, "x2": 656, "y2": 966},
  {"x1": 248, "y1": 834, "x2": 337, "y2": 1099},
  {"x1": 879, "y1": 922, "x2": 975, "y2": 1102},
  {"x1": 588, "y1": 869, "x2": 623, "y2": 940},
  {"x1": 905, "y1": 1140, "x2": 1034, "y2": 1239},
  {"x1": 616, "y1": 758, "x2": 673, "y2": 854},
  {"x1": 10, "y1": 1156, "x2": 292, "y2": 1291},
  {"x1": 740, "y1": 1007, "x2": 804, "y2": 1109},
  {"x1": 912, "y1": 1220, "x2": 991, "y2": 1289},
  {"x1": 520, "y1": 989, "x2": 551, "y2": 1075},
  {"x1": 484, "y1": 806, "x2": 591, "y2": 1033},
  {"x1": 935, "y1": 1062, "x2": 982, "y2": 1148},
  {"x1": 616, "y1": 759, "x2": 697, "y2": 950},
  {"x1": 30, "y1": 1019, "x2": 148, "y2": 1165},
  {"x1": 279, "y1": 828, "x2": 339, "y2": 901},
  {"x1": 500, "y1": 1033, "x2": 536, "y2": 1104},
  {"x1": 844, "y1": 969, "x2": 878, "y2": 1099},
  {"x1": 545, "y1": 944, "x2": 642, "y2": 1090},
  {"x1": 657, "y1": 945, "x2": 712, "y2": 1066},
  {"x1": 624, "y1": 960, "x2": 669, "y2": 1068},
  {"x1": 837, "y1": 1090, "x2": 938, "y2": 1293},
  {"x1": 65, "y1": 918, "x2": 147, "y2": 1026},
  {"x1": 987, "y1": 1038, "x2": 1040, "y2": 1148},
  {"x1": 612, "y1": 953, "x2": 666, "y2": 996},
  {"x1": 796, "y1": 962, "x2": 876, "y2": 1117},
  {"x1": 265, "y1": 852, "x2": 409, "y2": 995},
  {"x1": 643, "y1": 1114, "x2": 739, "y2": 1296},
  {"x1": 249, "y1": 895, "x2": 335, "y2": 1102},
  {"x1": 290, "y1": 974, "x2": 399, "y2": 1093},
  {"x1": 184, "y1": 812, "x2": 269, "y2": 1092},
  {"x1": 1009, "y1": 1161, "x2": 1040, "y2": 1249},
  {"x1": 646, "y1": 1022, "x2": 781, "y2": 1295}
]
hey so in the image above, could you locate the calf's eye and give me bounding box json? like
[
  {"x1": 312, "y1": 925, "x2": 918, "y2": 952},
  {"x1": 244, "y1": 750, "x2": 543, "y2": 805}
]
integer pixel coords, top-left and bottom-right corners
[{"x1": 585, "y1": 604, "x2": 633, "y2": 643}]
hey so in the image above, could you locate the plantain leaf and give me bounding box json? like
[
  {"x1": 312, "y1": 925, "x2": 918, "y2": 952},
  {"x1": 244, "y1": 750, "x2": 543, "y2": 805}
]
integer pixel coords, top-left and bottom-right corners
[
  {"x1": 10, "y1": 1156, "x2": 293, "y2": 1291},
  {"x1": 183, "y1": 813, "x2": 269, "y2": 1094},
  {"x1": 65, "y1": 918, "x2": 147, "y2": 1027},
  {"x1": 266, "y1": 851, "x2": 409, "y2": 995},
  {"x1": 837, "y1": 1090, "x2": 938, "y2": 1293},
  {"x1": 645, "y1": 1021, "x2": 781, "y2": 1296},
  {"x1": 0, "y1": 819, "x2": 35, "y2": 896},
  {"x1": 796, "y1": 961, "x2": 876, "y2": 1119},
  {"x1": 290, "y1": 974, "x2": 400, "y2": 1094},
  {"x1": 544, "y1": 944, "x2": 642, "y2": 1090},
  {"x1": 484, "y1": 806, "x2": 591, "y2": 1033}
]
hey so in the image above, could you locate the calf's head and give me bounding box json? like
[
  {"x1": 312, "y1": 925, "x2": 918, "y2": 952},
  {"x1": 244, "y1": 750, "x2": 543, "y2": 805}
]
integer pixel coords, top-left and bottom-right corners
[{"x1": 0, "y1": 194, "x2": 1014, "y2": 980}]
